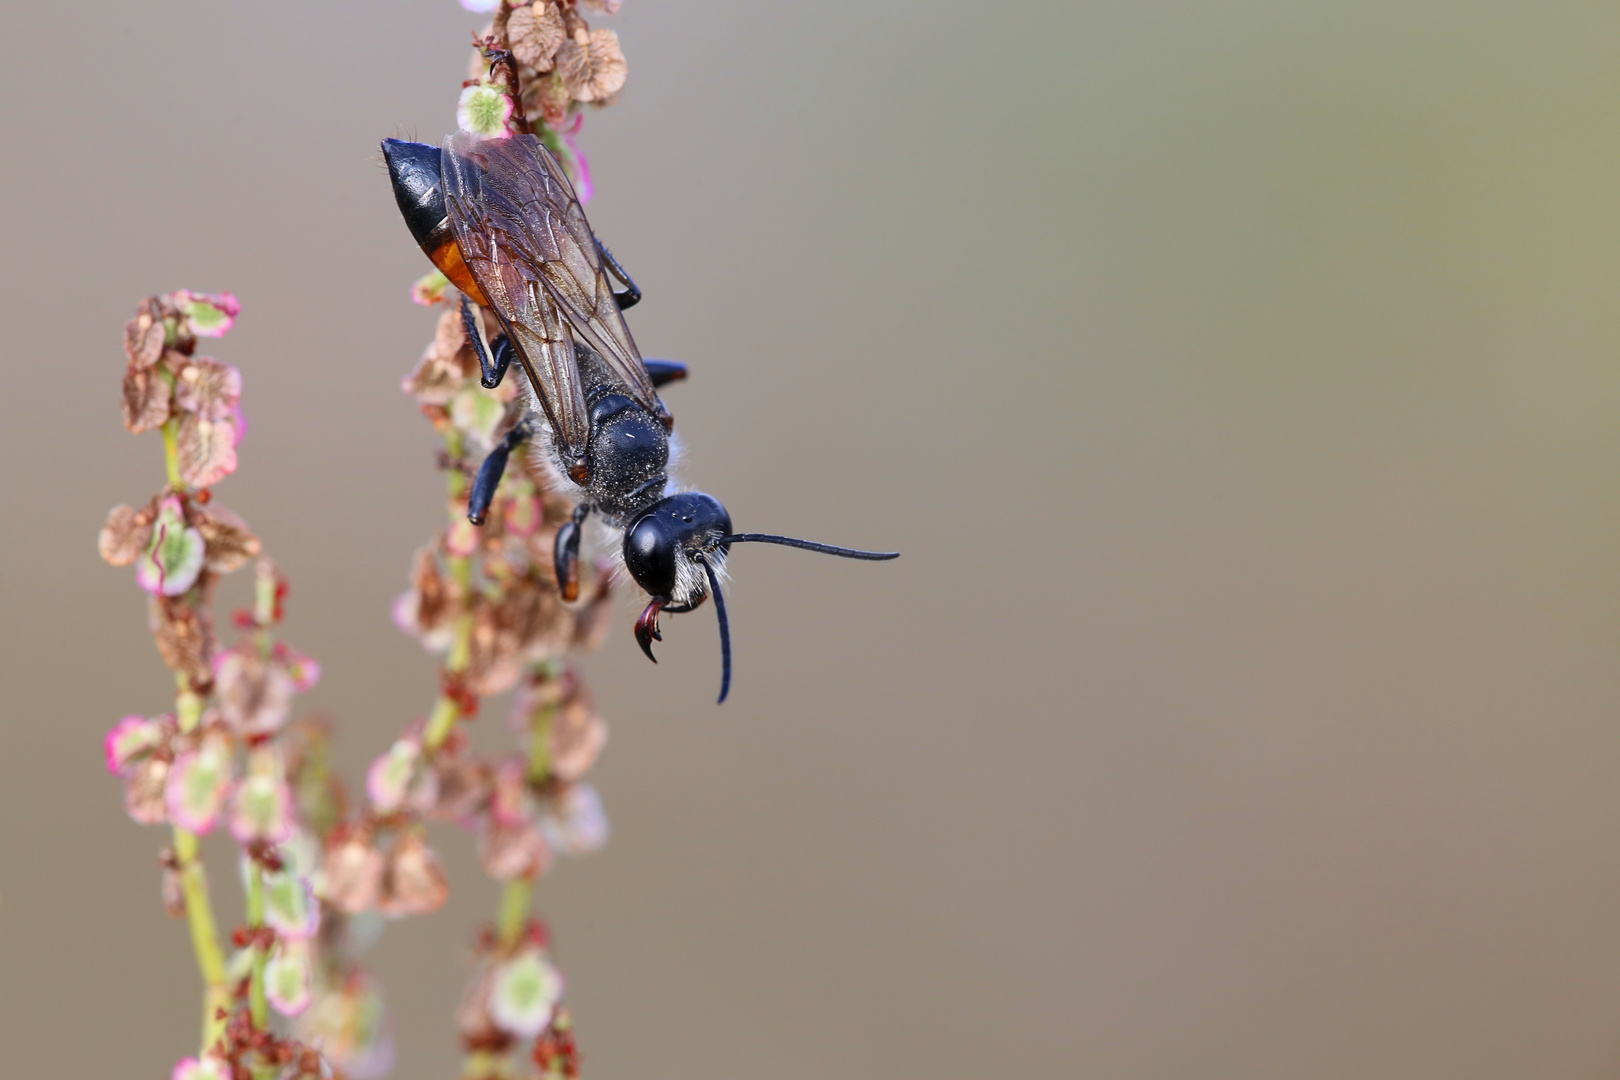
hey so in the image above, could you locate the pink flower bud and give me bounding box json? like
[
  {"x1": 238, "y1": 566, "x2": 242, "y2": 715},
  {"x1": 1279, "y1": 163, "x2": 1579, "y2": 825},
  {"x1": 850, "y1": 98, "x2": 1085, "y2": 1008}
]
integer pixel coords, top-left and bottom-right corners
[
  {"x1": 104, "y1": 714, "x2": 162, "y2": 775},
  {"x1": 173, "y1": 290, "x2": 240, "y2": 338},
  {"x1": 172, "y1": 1055, "x2": 230, "y2": 1080},
  {"x1": 165, "y1": 743, "x2": 231, "y2": 833},
  {"x1": 266, "y1": 940, "x2": 313, "y2": 1017},
  {"x1": 137, "y1": 497, "x2": 205, "y2": 597}
]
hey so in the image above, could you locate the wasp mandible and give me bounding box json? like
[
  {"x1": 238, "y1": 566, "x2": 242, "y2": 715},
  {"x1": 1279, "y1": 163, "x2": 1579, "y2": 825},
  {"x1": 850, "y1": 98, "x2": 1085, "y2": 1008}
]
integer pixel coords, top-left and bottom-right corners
[{"x1": 382, "y1": 132, "x2": 896, "y2": 702}]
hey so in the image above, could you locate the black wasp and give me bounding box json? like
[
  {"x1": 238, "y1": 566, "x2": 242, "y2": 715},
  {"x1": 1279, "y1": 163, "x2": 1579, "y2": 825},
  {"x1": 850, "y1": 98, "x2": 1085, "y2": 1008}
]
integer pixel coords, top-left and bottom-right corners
[{"x1": 382, "y1": 131, "x2": 896, "y2": 702}]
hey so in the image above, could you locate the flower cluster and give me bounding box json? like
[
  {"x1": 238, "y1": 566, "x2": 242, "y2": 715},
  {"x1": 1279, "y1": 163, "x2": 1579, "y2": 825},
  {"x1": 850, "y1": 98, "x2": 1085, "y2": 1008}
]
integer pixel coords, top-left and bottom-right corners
[
  {"x1": 455, "y1": 0, "x2": 628, "y2": 203},
  {"x1": 333, "y1": 287, "x2": 616, "y2": 1077},
  {"x1": 99, "y1": 4, "x2": 636, "y2": 1074},
  {"x1": 99, "y1": 293, "x2": 379, "y2": 1079}
]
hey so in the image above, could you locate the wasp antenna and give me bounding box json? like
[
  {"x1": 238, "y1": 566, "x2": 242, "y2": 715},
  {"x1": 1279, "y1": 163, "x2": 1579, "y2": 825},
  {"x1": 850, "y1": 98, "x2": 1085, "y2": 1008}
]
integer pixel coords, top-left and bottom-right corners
[
  {"x1": 718, "y1": 534, "x2": 899, "y2": 561},
  {"x1": 698, "y1": 557, "x2": 733, "y2": 704}
]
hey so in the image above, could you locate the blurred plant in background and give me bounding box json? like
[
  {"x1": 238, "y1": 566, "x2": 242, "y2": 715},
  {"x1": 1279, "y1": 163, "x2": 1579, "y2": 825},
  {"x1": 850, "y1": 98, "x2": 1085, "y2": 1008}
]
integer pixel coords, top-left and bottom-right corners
[
  {"x1": 98, "y1": 3, "x2": 630, "y2": 1077},
  {"x1": 100, "y1": 291, "x2": 341, "y2": 1079}
]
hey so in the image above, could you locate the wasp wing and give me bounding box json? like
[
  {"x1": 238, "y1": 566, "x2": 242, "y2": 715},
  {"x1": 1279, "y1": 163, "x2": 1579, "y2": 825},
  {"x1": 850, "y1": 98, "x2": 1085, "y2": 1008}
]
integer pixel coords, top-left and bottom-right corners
[
  {"x1": 442, "y1": 133, "x2": 590, "y2": 457},
  {"x1": 444, "y1": 133, "x2": 658, "y2": 426}
]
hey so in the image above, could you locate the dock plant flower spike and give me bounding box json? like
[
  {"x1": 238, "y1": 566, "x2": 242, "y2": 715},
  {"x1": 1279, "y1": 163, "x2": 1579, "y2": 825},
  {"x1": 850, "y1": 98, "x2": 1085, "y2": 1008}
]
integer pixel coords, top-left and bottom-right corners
[{"x1": 100, "y1": 3, "x2": 631, "y2": 1077}]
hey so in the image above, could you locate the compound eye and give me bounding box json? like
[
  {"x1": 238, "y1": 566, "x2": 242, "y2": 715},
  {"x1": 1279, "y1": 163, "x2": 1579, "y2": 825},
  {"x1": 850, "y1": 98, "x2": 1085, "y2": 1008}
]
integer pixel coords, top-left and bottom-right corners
[{"x1": 623, "y1": 513, "x2": 677, "y2": 597}]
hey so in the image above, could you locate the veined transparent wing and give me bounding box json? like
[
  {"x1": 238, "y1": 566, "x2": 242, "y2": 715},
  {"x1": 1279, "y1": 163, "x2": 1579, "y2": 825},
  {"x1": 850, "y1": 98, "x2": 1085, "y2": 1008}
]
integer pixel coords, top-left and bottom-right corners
[{"x1": 442, "y1": 132, "x2": 659, "y2": 457}]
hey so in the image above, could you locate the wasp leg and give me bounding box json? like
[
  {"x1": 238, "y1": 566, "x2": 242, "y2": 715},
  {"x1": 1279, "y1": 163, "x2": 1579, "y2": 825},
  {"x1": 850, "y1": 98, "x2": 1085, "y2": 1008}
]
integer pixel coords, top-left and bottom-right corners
[
  {"x1": 468, "y1": 418, "x2": 535, "y2": 525},
  {"x1": 552, "y1": 503, "x2": 590, "y2": 602},
  {"x1": 596, "y1": 238, "x2": 642, "y2": 311},
  {"x1": 461, "y1": 293, "x2": 513, "y2": 389},
  {"x1": 641, "y1": 359, "x2": 688, "y2": 388}
]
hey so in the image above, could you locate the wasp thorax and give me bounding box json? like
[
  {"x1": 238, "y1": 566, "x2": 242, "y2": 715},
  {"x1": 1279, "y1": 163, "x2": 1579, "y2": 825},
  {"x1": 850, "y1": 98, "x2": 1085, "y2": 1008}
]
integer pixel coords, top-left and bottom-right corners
[
  {"x1": 586, "y1": 394, "x2": 669, "y2": 511},
  {"x1": 623, "y1": 493, "x2": 731, "y2": 603}
]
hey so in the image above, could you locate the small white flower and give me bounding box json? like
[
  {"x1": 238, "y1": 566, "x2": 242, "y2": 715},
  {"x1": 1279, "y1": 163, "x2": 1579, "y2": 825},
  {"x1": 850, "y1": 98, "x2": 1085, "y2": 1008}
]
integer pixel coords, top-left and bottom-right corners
[
  {"x1": 489, "y1": 948, "x2": 563, "y2": 1037},
  {"x1": 457, "y1": 84, "x2": 513, "y2": 139}
]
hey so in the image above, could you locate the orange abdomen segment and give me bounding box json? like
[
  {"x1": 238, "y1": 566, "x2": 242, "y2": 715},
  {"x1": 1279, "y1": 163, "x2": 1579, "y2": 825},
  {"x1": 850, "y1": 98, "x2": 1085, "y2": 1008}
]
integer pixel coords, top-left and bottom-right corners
[{"x1": 429, "y1": 236, "x2": 489, "y2": 309}]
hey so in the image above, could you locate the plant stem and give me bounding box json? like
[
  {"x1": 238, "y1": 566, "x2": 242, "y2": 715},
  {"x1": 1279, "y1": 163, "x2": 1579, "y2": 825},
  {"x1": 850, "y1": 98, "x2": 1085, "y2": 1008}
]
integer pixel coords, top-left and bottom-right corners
[
  {"x1": 526, "y1": 700, "x2": 554, "y2": 784},
  {"x1": 496, "y1": 876, "x2": 533, "y2": 948},
  {"x1": 496, "y1": 698, "x2": 557, "y2": 948},
  {"x1": 173, "y1": 676, "x2": 228, "y2": 1051},
  {"x1": 160, "y1": 405, "x2": 184, "y2": 491}
]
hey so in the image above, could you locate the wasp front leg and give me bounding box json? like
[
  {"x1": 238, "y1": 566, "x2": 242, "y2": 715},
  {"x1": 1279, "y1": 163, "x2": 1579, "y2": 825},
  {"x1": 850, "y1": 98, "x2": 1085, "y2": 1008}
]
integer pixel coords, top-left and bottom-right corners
[
  {"x1": 552, "y1": 503, "x2": 591, "y2": 601},
  {"x1": 460, "y1": 293, "x2": 514, "y2": 389}
]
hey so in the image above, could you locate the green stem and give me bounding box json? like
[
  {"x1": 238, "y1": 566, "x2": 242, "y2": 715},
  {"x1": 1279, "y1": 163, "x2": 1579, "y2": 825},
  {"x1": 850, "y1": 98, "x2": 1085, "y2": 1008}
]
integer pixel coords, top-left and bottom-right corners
[
  {"x1": 160, "y1": 381, "x2": 184, "y2": 491},
  {"x1": 496, "y1": 698, "x2": 557, "y2": 949},
  {"x1": 496, "y1": 877, "x2": 533, "y2": 948},
  {"x1": 526, "y1": 700, "x2": 555, "y2": 784},
  {"x1": 171, "y1": 674, "x2": 228, "y2": 1050},
  {"x1": 246, "y1": 863, "x2": 268, "y2": 1029},
  {"x1": 423, "y1": 693, "x2": 461, "y2": 753},
  {"x1": 173, "y1": 827, "x2": 230, "y2": 1051}
]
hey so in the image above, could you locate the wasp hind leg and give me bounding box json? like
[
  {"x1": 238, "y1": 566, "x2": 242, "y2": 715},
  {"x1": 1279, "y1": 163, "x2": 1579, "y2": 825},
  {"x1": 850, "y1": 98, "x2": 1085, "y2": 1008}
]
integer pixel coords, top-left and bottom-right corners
[
  {"x1": 641, "y1": 359, "x2": 687, "y2": 388},
  {"x1": 595, "y1": 238, "x2": 642, "y2": 311},
  {"x1": 461, "y1": 294, "x2": 514, "y2": 389},
  {"x1": 468, "y1": 418, "x2": 536, "y2": 525}
]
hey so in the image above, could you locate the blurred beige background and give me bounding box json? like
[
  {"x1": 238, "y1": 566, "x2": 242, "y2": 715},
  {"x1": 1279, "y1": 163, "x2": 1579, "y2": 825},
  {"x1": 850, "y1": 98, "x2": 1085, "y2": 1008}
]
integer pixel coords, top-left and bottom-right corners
[{"x1": 6, "y1": 1, "x2": 1620, "y2": 1076}]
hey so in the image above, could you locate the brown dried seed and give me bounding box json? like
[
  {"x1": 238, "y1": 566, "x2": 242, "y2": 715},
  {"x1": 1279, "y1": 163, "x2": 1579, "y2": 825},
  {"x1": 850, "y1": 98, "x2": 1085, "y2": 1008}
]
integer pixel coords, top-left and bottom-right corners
[
  {"x1": 175, "y1": 412, "x2": 238, "y2": 489},
  {"x1": 413, "y1": 547, "x2": 451, "y2": 630},
  {"x1": 124, "y1": 756, "x2": 171, "y2": 824},
  {"x1": 434, "y1": 307, "x2": 473, "y2": 372},
  {"x1": 378, "y1": 832, "x2": 449, "y2": 916},
  {"x1": 124, "y1": 312, "x2": 166, "y2": 368},
  {"x1": 322, "y1": 830, "x2": 385, "y2": 915},
  {"x1": 121, "y1": 367, "x2": 172, "y2": 434},
  {"x1": 173, "y1": 357, "x2": 242, "y2": 421},
  {"x1": 509, "y1": 2, "x2": 565, "y2": 72},
  {"x1": 523, "y1": 70, "x2": 574, "y2": 130},
  {"x1": 457, "y1": 964, "x2": 510, "y2": 1052},
  {"x1": 150, "y1": 578, "x2": 217, "y2": 685},
  {"x1": 550, "y1": 698, "x2": 607, "y2": 782},
  {"x1": 556, "y1": 27, "x2": 627, "y2": 103},
  {"x1": 189, "y1": 502, "x2": 260, "y2": 573},
  {"x1": 479, "y1": 819, "x2": 550, "y2": 880},
  {"x1": 432, "y1": 757, "x2": 494, "y2": 823},
  {"x1": 216, "y1": 647, "x2": 292, "y2": 736},
  {"x1": 99, "y1": 500, "x2": 157, "y2": 566}
]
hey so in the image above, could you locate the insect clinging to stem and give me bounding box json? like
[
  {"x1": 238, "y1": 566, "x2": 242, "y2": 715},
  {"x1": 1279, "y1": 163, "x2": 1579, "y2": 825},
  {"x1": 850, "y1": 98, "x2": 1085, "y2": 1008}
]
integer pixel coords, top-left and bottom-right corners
[{"x1": 381, "y1": 127, "x2": 896, "y2": 702}]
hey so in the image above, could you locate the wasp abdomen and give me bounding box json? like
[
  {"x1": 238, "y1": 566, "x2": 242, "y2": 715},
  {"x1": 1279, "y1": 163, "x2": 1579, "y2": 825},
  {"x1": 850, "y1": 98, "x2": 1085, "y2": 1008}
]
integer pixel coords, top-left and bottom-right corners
[{"x1": 382, "y1": 139, "x2": 488, "y2": 307}]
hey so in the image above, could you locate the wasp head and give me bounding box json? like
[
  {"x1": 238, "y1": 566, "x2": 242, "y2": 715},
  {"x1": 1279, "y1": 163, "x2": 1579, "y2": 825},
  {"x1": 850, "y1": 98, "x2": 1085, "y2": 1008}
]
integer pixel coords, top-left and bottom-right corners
[{"x1": 623, "y1": 492, "x2": 731, "y2": 612}]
